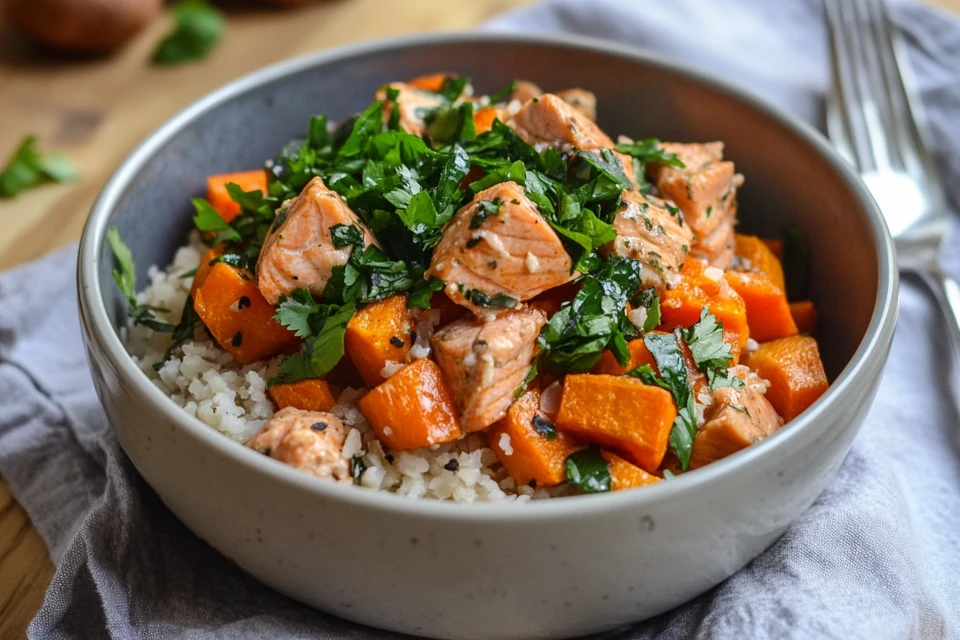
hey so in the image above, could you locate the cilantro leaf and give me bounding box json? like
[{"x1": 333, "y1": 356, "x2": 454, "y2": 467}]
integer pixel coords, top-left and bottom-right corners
[
  {"x1": 708, "y1": 368, "x2": 746, "y2": 391},
  {"x1": 274, "y1": 289, "x2": 322, "y2": 339},
  {"x1": 191, "y1": 198, "x2": 241, "y2": 243},
  {"x1": 152, "y1": 0, "x2": 224, "y2": 65},
  {"x1": 643, "y1": 331, "x2": 697, "y2": 471},
  {"x1": 0, "y1": 135, "x2": 77, "y2": 198},
  {"x1": 433, "y1": 144, "x2": 470, "y2": 215},
  {"x1": 682, "y1": 308, "x2": 732, "y2": 372},
  {"x1": 565, "y1": 446, "x2": 611, "y2": 493},
  {"x1": 330, "y1": 223, "x2": 365, "y2": 249},
  {"x1": 613, "y1": 139, "x2": 685, "y2": 169},
  {"x1": 579, "y1": 148, "x2": 633, "y2": 191},
  {"x1": 107, "y1": 227, "x2": 176, "y2": 333},
  {"x1": 337, "y1": 101, "x2": 384, "y2": 160},
  {"x1": 270, "y1": 302, "x2": 355, "y2": 385},
  {"x1": 538, "y1": 256, "x2": 643, "y2": 373}
]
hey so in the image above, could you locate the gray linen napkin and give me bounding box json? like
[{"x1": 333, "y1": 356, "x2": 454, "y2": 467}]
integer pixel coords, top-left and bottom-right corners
[{"x1": 1, "y1": 0, "x2": 959, "y2": 638}]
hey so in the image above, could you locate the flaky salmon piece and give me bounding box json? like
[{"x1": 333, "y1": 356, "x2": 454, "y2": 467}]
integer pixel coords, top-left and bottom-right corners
[
  {"x1": 510, "y1": 93, "x2": 634, "y2": 184},
  {"x1": 510, "y1": 80, "x2": 543, "y2": 104},
  {"x1": 688, "y1": 367, "x2": 783, "y2": 470},
  {"x1": 427, "y1": 181, "x2": 575, "y2": 316},
  {"x1": 431, "y1": 308, "x2": 546, "y2": 432},
  {"x1": 245, "y1": 407, "x2": 351, "y2": 482},
  {"x1": 554, "y1": 88, "x2": 597, "y2": 121},
  {"x1": 376, "y1": 82, "x2": 445, "y2": 137},
  {"x1": 602, "y1": 190, "x2": 694, "y2": 289},
  {"x1": 647, "y1": 141, "x2": 743, "y2": 268},
  {"x1": 256, "y1": 177, "x2": 379, "y2": 305}
]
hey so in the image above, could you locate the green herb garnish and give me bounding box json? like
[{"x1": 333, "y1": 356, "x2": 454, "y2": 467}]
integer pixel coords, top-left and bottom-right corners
[
  {"x1": 152, "y1": 0, "x2": 224, "y2": 65},
  {"x1": 640, "y1": 331, "x2": 697, "y2": 471},
  {"x1": 565, "y1": 446, "x2": 611, "y2": 493},
  {"x1": 0, "y1": 135, "x2": 76, "y2": 198},
  {"x1": 107, "y1": 227, "x2": 176, "y2": 333}
]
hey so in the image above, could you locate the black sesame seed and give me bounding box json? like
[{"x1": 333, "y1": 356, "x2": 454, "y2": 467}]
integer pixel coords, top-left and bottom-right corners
[
  {"x1": 259, "y1": 447, "x2": 272, "y2": 456},
  {"x1": 292, "y1": 275, "x2": 299, "y2": 280},
  {"x1": 232, "y1": 332, "x2": 243, "y2": 347},
  {"x1": 238, "y1": 296, "x2": 251, "y2": 309},
  {"x1": 444, "y1": 459, "x2": 459, "y2": 471},
  {"x1": 389, "y1": 336, "x2": 405, "y2": 348},
  {"x1": 385, "y1": 454, "x2": 395, "y2": 463},
  {"x1": 311, "y1": 422, "x2": 327, "y2": 431}
]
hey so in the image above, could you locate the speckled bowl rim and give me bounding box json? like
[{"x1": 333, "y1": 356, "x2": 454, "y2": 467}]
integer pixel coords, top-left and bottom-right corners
[{"x1": 78, "y1": 31, "x2": 899, "y2": 522}]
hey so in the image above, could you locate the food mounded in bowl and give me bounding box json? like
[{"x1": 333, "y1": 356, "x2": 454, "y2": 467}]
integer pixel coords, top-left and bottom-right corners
[
  {"x1": 79, "y1": 34, "x2": 897, "y2": 639},
  {"x1": 116, "y1": 71, "x2": 831, "y2": 502}
]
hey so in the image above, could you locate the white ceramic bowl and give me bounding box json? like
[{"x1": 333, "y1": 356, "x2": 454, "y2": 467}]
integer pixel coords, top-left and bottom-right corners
[{"x1": 78, "y1": 33, "x2": 898, "y2": 640}]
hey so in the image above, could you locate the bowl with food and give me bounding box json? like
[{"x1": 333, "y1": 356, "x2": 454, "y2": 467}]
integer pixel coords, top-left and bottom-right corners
[{"x1": 78, "y1": 33, "x2": 897, "y2": 640}]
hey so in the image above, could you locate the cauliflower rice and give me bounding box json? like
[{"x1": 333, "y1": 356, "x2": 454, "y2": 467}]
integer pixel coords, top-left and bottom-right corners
[{"x1": 125, "y1": 233, "x2": 565, "y2": 503}]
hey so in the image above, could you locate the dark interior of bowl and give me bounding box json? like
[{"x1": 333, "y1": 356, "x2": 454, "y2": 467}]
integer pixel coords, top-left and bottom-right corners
[{"x1": 100, "y1": 36, "x2": 879, "y2": 380}]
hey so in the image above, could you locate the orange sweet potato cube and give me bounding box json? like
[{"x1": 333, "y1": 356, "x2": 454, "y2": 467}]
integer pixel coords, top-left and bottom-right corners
[
  {"x1": 358, "y1": 358, "x2": 461, "y2": 450},
  {"x1": 345, "y1": 294, "x2": 412, "y2": 388},
  {"x1": 206, "y1": 170, "x2": 268, "y2": 223},
  {"x1": 268, "y1": 379, "x2": 336, "y2": 413}
]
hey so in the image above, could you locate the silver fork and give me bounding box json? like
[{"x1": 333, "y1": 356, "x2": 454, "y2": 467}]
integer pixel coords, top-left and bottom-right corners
[{"x1": 825, "y1": 0, "x2": 960, "y2": 350}]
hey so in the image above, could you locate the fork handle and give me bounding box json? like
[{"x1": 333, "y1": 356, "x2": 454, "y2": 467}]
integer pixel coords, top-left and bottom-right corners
[{"x1": 916, "y1": 265, "x2": 960, "y2": 355}]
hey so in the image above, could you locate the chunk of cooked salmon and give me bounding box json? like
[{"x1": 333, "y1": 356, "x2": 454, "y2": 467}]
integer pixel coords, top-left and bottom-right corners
[
  {"x1": 376, "y1": 82, "x2": 445, "y2": 136},
  {"x1": 602, "y1": 190, "x2": 694, "y2": 289},
  {"x1": 510, "y1": 93, "x2": 634, "y2": 185},
  {"x1": 511, "y1": 93, "x2": 614, "y2": 151},
  {"x1": 427, "y1": 181, "x2": 575, "y2": 316},
  {"x1": 694, "y1": 216, "x2": 736, "y2": 269},
  {"x1": 554, "y1": 88, "x2": 597, "y2": 121},
  {"x1": 245, "y1": 407, "x2": 351, "y2": 482},
  {"x1": 431, "y1": 308, "x2": 546, "y2": 432},
  {"x1": 510, "y1": 80, "x2": 543, "y2": 104},
  {"x1": 647, "y1": 141, "x2": 743, "y2": 268},
  {"x1": 256, "y1": 177, "x2": 379, "y2": 305},
  {"x1": 688, "y1": 369, "x2": 783, "y2": 470}
]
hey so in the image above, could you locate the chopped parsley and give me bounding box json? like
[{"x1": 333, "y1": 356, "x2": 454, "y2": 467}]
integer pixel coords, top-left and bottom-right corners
[
  {"x1": 152, "y1": 0, "x2": 224, "y2": 65},
  {"x1": 0, "y1": 135, "x2": 77, "y2": 198},
  {"x1": 463, "y1": 289, "x2": 517, "y2": 309},
  {"x1": 532, "y1": 415, "x2": 557, "y2": 440},
  {"x1": 470, "y1": 197, "x2": 503, "y2": 228},
  {"x1": 350, "y1": 455, "x2": 367, "y2": 485},
  {"x1": 107, "y1": 227, "x2": 175, "y2": 333},
  {"x1": 565, "y1": 446, "x2": 611, "y2": 493}
]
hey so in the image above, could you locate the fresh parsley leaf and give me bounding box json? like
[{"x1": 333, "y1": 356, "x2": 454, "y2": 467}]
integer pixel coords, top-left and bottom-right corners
[
  {"x1": 613, "y1": 139, "x2": 685, "y2": 169},
  {"x1": 330, "y1": 223, "x2": 365, "y2": 249},
  {"x1": 708, "y1": 368, "x2": 746, "y2": 391},
  {"x1": 643, "y1": 331, "x2": 697, "y2": 471},
  {"x1": 274, "y1": 289, "x2": 322, "y2": 339},
  {"x1": 270, "y1": 302, "x2": 355, "y2": 385},
  {"x1": 191, "y1": 198, "x2": 241, "y2": 243},
  {"x1": 0, "y1": 135, "x2": 77, "y2": 198},
  {"x1": 433, "y1": 144, "x2": 470, "y2": 216},
  {"x1": 438, "y1": 76, "x2": 470, "y2": 102},
  {"x1": 515, "y1": 361, "x2": 539, "y2": 399},
  {"x1": 154, "y1": 295, "x2": 201, "y2": 371},
  {"x1": 337, "y1": 101, "x2": 384, "y2": 160},
  {"x1": 107, "y1": 227, "x2": 176, "y2": 333},
  {"x1": 538, "y1": 256, "x2": 643, "y2": 373},
  {"x1": 579, "y1": 149, "x2": 633, "y2": 191},
  {"x1": 307, "y1": 114, "x2": 330, "y2": 150},
  {"x1": 408, "y1": 276, "x2": 444, "y2": 309},
  {"x1": 426, "y1": 102, "x2": 476, "y2": 146},
  {"x1": 463, "y1": 289, "x2": 517, "y2": 309},
  {"x1": 397, "y1": 191, "x2": 438, "y2": 235},
  {"x1": 682, "y1": 308, "x2": 732, "y2": 372},
  {"x1": 565, "y1": 446, "x2": 611, "y2": 493},
  {"x1": 350, "y1": 455, "x2": 368, "y2": 485},
  {"x1": 487, "y1": 80, "x2": 518, "y2": 105},
  {"x1": 152, "y1": 0, "x2": 224, "y2": 65},
  {"x1": 644, "y1": 295, "x2": 661, "y2": 332}
]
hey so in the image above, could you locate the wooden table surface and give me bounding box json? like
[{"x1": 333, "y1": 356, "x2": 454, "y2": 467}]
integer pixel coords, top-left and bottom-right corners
[{"x1": 0, "y1": 0, "x2": 956, "y2": 635}]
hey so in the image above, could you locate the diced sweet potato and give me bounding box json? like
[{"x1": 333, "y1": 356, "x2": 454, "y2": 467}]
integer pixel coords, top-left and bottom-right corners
[
  {"x1": 487, "y1": 390, "x2": 582, "y2": 487},
  {"x1": 206, "y1": 170, "x2": 268, "y2": 223},
  {"x1": 555, "y1": 374, "x2": 677, "y2": 473},
  {"x1": 593, "y1": 339, "x2": 656, "y2": 376},
  {"x1": 408, "y1": 73, "x2": 453, "y2": 93},
  {"x1": 193, "y1": 262, "x2": 300, "y2": 364},
  {"x1": 190, "y1": 244, "x2": 225, "y2": 296},
  {"x1": 659, "y1": 258, "x2": 749, "y2": 361},
  {"x1": 344, "y1": 295, "x2": 412, "y2": 388},
  {"x1": 742, "y1": 335, "x2": 828, "y2": 421},
  {"x1": 600, "y1": 451, "x2": 662, "y2": 491},
  {"x1": 735, "y1": 233, "x2": 786, "y2": 291},
  {"x1": 790, "y1": 300, "x2": 818, "y2": 335},
  {"x1": 358, "y1": 358, "x2": 461, "y2": 450},
  {"x1": 724, "y1": 271, "x2": 797, "y2": 343},
  {"x1": 268, "y1": 379, "x2": 336, "y2": 413},
  {"x1": 473, "y1": 106, "x2": 501, "y2": 135}
]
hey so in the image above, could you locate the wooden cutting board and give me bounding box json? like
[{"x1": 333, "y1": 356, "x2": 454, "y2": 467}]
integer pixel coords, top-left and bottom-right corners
[{"x1": 0, "y1": 0, "x2": 956, "y2": 636}]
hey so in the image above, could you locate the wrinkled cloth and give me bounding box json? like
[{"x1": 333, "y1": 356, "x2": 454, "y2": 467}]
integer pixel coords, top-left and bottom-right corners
[{"x1": 1, "y1": 0, "x2": 959, "y2": 638}]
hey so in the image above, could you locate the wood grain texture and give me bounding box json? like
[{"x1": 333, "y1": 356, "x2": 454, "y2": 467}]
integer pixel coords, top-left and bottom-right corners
[{"x1": 0, "y1": 0, "x2": 955, "y2": 635}]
